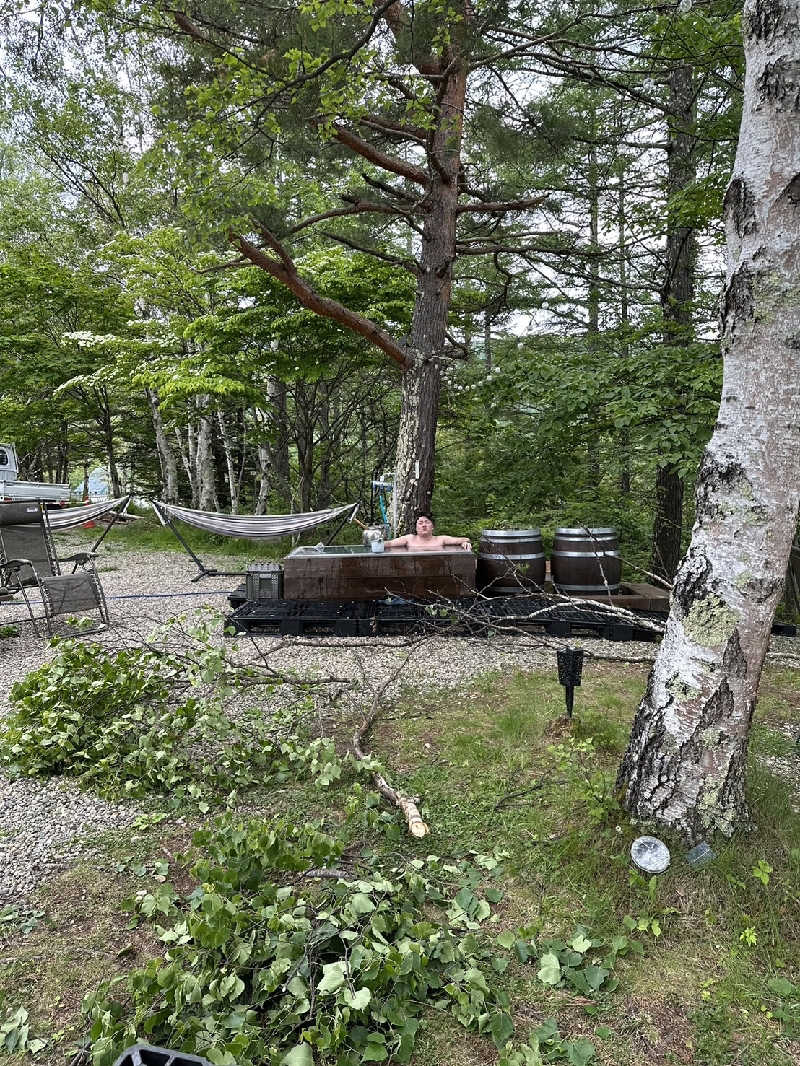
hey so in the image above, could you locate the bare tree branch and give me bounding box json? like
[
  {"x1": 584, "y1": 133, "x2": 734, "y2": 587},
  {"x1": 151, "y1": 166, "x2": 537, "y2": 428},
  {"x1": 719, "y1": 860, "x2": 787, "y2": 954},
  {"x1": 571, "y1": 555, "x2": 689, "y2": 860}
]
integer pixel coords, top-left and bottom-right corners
[
  {"x1": 358, "y1": 114, "x2": 427, "y2": 143},
  {"x1": 319, "y1": 230, "x2": 421, "y2": 274},
  {"x1": 286, "y1": 200, "x2": 411, "y2": 236},
  {"x1": 333, "y1": 123, "x2": 429, "y2": 186},
  {"x1": 229, "y1": 229, "x2": 413, "y2": 369},
  {"x1": 456, "y1": 195, "x2": 548, "y2": 214}
]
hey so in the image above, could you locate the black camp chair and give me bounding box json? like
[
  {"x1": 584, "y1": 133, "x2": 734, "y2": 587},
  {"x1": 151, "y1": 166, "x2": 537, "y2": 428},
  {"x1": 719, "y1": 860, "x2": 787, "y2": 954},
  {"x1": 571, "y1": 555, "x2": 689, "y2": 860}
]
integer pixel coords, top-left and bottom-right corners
[{"x1": 0, "y1": 501, "x2": 110, "y2": 636}]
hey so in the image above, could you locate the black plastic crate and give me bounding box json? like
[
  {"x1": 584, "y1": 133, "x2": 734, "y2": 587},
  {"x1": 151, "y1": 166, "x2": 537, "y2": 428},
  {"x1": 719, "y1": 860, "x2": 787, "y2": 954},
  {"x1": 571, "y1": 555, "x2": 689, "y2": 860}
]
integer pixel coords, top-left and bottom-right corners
[{"x1": 112, "y1": 1044, "x2": 216, "y2": 1066}]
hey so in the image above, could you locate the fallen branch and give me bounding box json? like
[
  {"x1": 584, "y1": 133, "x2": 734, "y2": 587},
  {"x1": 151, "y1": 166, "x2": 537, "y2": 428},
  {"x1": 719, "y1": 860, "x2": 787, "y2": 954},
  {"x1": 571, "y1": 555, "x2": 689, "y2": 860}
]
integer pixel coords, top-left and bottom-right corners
[
  {"x1": 492, "y1": 782, "x2": 544, "y2": 811},
  {"x1": 352, "y1": 642, "x2": 430, "y2": 838}
]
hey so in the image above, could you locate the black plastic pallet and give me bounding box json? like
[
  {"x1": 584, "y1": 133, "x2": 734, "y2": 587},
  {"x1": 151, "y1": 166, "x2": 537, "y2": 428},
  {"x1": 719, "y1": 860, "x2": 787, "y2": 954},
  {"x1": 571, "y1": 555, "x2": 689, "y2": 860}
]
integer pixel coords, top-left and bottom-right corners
[
  {"x1": 225, "y1": 597, "x2": 663, "y2": 641},
  {"x1": 113, "y1": 1044, "x2": 214, "y2": 1066},
  {"x1": 225, "y1": 594, "x2": 795, "y2": 642}
]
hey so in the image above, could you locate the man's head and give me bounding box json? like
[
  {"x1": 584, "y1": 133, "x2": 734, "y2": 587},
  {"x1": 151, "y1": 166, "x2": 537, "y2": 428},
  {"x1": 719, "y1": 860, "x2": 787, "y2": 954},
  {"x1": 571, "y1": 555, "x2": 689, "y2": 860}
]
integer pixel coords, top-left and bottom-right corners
[{"x1": 415, "y1": 512, "x2": 435, "y2": 536}]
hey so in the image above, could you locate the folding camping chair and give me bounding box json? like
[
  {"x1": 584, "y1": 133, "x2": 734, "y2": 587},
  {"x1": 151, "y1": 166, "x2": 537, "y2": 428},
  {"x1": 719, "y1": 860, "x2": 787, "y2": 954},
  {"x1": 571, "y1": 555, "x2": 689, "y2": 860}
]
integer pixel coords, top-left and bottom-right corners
[{"x1": 0, "y1": 501, "x2": 110, "y2": 636}]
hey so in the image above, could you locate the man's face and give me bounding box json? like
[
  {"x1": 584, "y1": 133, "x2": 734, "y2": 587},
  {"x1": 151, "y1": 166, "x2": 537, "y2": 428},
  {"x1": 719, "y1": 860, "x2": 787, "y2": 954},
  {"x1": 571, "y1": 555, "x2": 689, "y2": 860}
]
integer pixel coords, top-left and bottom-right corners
[{"x1": 416, "y1": 516, "x2": 434, "y2": 536}]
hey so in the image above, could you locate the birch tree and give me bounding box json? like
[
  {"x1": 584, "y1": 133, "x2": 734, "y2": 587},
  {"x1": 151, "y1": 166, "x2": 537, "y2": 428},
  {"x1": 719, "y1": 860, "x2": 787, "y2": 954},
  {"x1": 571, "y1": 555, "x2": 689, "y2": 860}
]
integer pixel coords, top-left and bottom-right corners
[{"x1": 617, "y1": 0, "x2": 800, "y2": 841}]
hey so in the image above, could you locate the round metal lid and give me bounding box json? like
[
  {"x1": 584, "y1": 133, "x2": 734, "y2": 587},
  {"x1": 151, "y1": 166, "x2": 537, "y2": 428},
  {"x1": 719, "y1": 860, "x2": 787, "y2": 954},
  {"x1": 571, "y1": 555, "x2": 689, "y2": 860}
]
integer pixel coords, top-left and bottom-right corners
[
  {"x1": 555, "y1": 526, "x2": 617, "y2": 536},
  {"x1": 481, "y1": 528, "x2": 541, "y2": 537},
  {"x1": 630, "y1": 835, "x2": 671, "y2": 874}
]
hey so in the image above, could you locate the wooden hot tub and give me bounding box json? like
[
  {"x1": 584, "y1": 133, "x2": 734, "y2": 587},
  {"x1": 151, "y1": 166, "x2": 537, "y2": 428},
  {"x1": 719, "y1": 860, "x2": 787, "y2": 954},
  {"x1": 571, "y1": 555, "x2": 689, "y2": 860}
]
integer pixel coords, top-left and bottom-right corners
[{"x1": 282, "y1": 544, "x2": 476, "y2": 601}]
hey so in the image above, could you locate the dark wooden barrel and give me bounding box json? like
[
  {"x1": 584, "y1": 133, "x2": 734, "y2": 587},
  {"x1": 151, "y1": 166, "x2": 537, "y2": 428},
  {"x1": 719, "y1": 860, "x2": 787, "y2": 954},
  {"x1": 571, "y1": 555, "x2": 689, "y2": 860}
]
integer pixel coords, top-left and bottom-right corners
[
  {"x1": 551, "y1": 527, "x2": 622, "y2": 593},
  {"x1": 477, "y1": 529, "x2": 546, "y2": 593}
]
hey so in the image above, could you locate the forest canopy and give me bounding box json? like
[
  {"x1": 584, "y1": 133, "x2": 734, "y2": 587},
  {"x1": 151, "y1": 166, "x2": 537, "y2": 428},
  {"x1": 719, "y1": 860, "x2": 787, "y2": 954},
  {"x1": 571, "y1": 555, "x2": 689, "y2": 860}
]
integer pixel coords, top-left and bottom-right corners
[{"x1": 0, "y1": 0, "x2": 746, "y2": 572}]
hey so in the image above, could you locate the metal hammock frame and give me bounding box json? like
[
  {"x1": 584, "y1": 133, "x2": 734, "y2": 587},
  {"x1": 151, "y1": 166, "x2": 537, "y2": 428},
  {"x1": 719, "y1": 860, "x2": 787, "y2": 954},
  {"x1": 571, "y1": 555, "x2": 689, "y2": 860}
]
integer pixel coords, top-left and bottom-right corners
[{"x1": 151, "y1": 499, "x2": 359, "y2": 581}]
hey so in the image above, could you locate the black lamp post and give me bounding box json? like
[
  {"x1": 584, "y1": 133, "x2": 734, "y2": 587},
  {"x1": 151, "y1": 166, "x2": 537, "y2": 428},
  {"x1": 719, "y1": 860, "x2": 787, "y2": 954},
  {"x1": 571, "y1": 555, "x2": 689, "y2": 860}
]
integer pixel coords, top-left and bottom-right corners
[{"x1": 556, "y1": 647, "x2": 584, "y2": 718}]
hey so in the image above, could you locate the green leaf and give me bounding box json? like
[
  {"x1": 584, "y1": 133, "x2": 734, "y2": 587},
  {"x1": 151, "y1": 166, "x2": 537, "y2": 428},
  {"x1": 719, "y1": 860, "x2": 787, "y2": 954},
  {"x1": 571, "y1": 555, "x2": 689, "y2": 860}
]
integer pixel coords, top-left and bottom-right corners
[
  {"x1": 344, "y1": 987, "x2": 372, "y2": 1011},
  {"x1": 281, "y1": 1044, "x2": 315, "y2": 1066},
  {"x1": 768, "y1": 977, "x2": 796, "y2": 999},
  {"x1": 317, "y1": 961, "x2": 347, "y2": 994},
  {"x1": 350, "y1": 892, "x2": 375, "y2": 915},
  {"x1": 537, "y1": 951, "x2": 561, "y2": 986},
  {"x1": 584, "y1": 965, "x2": 610, "y2": 991},
  {"x1": 465, "y1": 967, "x2": 490, "y2": 994},
  {"x1": 496, "y1": 931, "x2": 516, "y2": 950},
  {"x1": 362, "y1": 1035, "x2": 388, "y2": 1062},
  {"x1": 571, "y1": 933, "x2": 592, "y2": 953},
  {"x1": 566, "y1": 1037, "x2": 596, "y2": 1066},
  {"x1": 489, "y1": 1011, "x2": 515, "y2": 1048}
]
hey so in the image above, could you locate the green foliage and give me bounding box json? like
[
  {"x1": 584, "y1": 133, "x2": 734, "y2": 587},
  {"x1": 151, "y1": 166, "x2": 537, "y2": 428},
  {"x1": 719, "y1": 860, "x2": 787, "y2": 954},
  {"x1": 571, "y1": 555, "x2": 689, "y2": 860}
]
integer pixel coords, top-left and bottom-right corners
[
  {"x1": 503, "y1": 924, "x2": 639, "y2": 998},
  {"x1": 84, "y1": 819, "x2": 516, "y2": 1066},
  {"x1": 0, "y1": 629, "x2": 350, "y2": 802},
  {"x1": 0, "y1": 1006, "x2": 47, "y2": 1056},
  {"x1": 0, "y1": 905, "x2": 45, "y2": 937},
  {"x1": 498, "y1": 1019, "x2": 596, "y2": 1066},
  {"x1": 767, "y1": 976, "x2": 800, "y2": 1040}
]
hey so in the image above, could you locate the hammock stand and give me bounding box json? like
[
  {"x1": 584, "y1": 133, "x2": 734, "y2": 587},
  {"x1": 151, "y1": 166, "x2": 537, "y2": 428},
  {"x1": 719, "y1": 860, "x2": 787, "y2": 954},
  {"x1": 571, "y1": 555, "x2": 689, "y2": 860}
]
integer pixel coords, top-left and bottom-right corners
[
  {"x1": 48, "y1": 496, "x2": 132, "y2": 558},
  {"x1": 151, "y1": 500, "x2": 360, "y2": 582}
]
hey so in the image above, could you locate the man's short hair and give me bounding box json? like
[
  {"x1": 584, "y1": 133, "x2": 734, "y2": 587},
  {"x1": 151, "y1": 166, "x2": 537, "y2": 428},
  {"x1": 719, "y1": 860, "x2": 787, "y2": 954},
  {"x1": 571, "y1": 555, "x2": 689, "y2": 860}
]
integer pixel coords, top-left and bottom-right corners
[{"x1": 416, "y1": 511, "x2": 435, "y2": 524}]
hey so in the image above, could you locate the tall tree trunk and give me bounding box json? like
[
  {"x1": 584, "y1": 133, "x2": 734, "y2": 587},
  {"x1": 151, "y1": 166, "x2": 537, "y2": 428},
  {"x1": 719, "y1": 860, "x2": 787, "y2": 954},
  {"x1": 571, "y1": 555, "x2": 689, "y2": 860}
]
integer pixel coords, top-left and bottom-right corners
[
  {"x1": 195, "y1": 396, "x2": 218, "y2": 511},
  {"x1": 216, "y1": 409, "x2": 239, "y2": 514},
  {"x1": 253, "y1": 407, "x2": 272, "y2": 515},
  {"x1": 268, "y1": 377, "x2": 291, "y2": 506},
  {"x1": 650, "y1": 63, "x2": 697, "y2": 580},
  {"x1": 585, "y1": 127, "x2": 602, "y2": 488},
  {"x1": 616, "y1": 125, "x2": 631, "y2": 498},
  {"x1": 781, "y1": 536, "x2": 800, "y2": 618},
  {"x1": 174, "y1": 424, "x2": 197, "y2": 507},
  {"x1": 98, "y1": 386, "x2": 122, "y2": 497},
  {"x1": 618, "y1": 0, "x2": 800, "y2": 842},
  {"x1": 318, "y1": 381, "x2": 333, "y2": 508},
  {"x1": 295, "y1": 382, "x2": 316, "y2": 512},
  {"x1": 650, "y1": 466, "x2": 685, "y2": 578},
  {"x1": 394, "y1": 60, "x2": 467, "y2": 532},
  {"x1": 146, "y1": 387, "x2": 179, "y2": 503}
]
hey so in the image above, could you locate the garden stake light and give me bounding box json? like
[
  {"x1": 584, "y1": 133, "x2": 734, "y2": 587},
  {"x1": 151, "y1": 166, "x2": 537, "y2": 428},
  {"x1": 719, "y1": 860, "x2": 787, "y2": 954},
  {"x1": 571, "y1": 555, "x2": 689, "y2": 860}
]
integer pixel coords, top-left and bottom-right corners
[{"x1": 556, "y1": 646, "x2": 584, "y2": 719}]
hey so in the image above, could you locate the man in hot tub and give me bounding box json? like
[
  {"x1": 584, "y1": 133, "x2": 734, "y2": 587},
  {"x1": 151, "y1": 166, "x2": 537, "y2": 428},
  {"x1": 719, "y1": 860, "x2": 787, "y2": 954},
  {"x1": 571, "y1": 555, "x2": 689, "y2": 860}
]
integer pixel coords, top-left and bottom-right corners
[{"x1": 384, "y1": 512, "x2": 472, "y2": 551}]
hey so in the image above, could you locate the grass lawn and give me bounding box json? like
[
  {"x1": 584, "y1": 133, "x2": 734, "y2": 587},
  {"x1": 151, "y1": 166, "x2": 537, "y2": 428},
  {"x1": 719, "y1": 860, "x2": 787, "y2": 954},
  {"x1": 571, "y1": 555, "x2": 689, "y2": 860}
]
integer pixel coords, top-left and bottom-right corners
[{"x1": 0, "y1": 646, "x2": 798, "y2": 1065}]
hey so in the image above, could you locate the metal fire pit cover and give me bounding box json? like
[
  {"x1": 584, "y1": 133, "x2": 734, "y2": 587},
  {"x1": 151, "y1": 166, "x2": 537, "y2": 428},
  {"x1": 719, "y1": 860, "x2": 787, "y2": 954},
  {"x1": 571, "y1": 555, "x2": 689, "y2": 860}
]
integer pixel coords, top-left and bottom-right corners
[{"x1": 630, "y1": 835, "x2": 671, "y2": 874}]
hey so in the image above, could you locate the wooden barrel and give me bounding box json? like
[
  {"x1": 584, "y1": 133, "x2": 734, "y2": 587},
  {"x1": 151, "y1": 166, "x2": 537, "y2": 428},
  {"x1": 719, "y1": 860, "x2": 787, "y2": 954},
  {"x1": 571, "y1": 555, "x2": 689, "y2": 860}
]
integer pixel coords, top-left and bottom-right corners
[
  {"x1": 477, "y1": 529, "x2": 546, "y2": 593},
  {"x1": 551, "y1": 527, "x2": 622, "y2": 593}
]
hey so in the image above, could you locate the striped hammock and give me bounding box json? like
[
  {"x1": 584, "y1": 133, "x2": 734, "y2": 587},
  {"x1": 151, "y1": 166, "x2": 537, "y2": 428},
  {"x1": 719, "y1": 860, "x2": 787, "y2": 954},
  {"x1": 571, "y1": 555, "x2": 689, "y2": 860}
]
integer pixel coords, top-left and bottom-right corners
[
  {"x1": 152, "y1": 500, "x2": 358, "y2": 540},
  {"x1": 48, "y1": 496, "x2": 131, "y2": 530}
]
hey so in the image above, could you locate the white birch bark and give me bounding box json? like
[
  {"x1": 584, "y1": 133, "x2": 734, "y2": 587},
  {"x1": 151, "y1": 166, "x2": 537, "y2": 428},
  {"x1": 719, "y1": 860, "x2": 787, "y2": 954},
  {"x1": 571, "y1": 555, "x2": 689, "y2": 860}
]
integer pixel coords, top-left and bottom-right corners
[
  {"x1": 216, "y1": 409, "x2": 239, "y2": 514},
  {"x1": 618, "y1": 0, "x2": 800, "y2": 841},
  {"x1": 253, "y1": 407, "x2": 271, "y2": 515},
  {"x1": 195, "y1": 396, "x2": 218, "y2": 511},
  {"x1": 175, "y1": 422, "x2": 199, "y2": 507},
  {"x1": 145, "y1": 387, "x2": 179, "y2": 503}
]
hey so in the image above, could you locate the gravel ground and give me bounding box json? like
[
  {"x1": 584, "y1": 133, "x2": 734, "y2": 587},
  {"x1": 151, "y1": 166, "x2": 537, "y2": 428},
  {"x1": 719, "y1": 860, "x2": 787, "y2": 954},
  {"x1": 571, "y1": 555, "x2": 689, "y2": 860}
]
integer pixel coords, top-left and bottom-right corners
[{"x1": 0, "y1": 538, "x2": 798, "y2": 904}]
